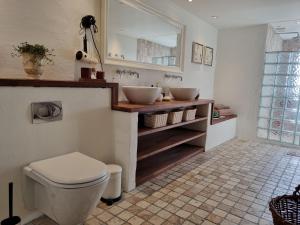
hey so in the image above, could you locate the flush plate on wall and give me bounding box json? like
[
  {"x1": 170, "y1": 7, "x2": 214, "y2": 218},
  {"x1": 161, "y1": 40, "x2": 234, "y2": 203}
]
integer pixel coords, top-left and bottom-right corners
[{"x1": 31, "y1": 101, "x2": 63, "y2": 124}]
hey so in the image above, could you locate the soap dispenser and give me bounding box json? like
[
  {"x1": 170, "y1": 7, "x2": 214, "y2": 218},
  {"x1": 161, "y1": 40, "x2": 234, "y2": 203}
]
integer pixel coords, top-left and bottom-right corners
[{"x1": 156, "y1": 82, "x2": 164, "y2": 102}]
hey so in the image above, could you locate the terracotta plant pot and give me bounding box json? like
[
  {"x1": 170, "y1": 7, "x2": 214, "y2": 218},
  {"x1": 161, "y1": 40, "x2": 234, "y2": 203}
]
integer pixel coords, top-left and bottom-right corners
[{"x1": 22, "y1": 53, "x2": 44, "y2": 78}]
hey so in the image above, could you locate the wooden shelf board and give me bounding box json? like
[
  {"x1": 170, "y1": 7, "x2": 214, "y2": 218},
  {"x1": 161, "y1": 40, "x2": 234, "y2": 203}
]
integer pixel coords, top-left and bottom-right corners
[
  {"x1": 212, "y1": 114, "x2": 237, "y2": 125},
  {"x1": 112, "y1": 99, "x2": 214, "y2": 113},
  {"x1": 138, "y1": 117, "x2": 207, "y2": 137},
  {"x1": 0, "y1": 78, "x2": 119, "y2": 106},
  {"x1": 138, "y1": 128, "x2": 206, "y2": 161},
  {"x1": 0, "y1": 78, "x2": 117, "y2": 88},
  {"x1": 136, "y1": 144, "x2": 204, "y2": 185}
]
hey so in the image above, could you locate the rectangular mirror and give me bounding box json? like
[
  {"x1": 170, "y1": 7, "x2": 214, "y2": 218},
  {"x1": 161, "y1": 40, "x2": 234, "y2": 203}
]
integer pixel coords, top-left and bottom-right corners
[{"x1": 102, "y1": 0, "x2": 185, "y2": 73}]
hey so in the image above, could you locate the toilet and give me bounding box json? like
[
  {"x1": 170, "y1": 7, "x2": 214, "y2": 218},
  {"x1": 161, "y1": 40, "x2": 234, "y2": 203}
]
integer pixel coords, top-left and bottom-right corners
[{"x1": 24, "y1": 152, "x2": 110, "y2": 225}]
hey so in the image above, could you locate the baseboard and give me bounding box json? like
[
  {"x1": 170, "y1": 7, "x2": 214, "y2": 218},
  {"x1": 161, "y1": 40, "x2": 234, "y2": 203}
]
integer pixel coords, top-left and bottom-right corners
[{"x1": 21, "y1": 211, "x2": 43, "y2": 225}]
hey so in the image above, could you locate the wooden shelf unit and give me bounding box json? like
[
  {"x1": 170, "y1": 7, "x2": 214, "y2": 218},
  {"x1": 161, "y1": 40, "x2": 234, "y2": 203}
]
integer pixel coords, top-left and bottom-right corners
[
  {"x1": 136, "y1": 144, "x2": 204, "y2": 185},
  {"x1": 138, "y1": 128, "x2": 206, "y2": 161},
  {"x1": 136, "y1": 103, "x2": 210, "y2": 185},
  {"x1": 138, "y1": 116, "x2": 207, "y2": 137}
]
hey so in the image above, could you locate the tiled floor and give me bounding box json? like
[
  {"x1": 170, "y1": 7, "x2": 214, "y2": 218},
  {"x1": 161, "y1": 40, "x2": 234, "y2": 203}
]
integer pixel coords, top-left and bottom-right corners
[{"x1": 29, "y1": 139, "x2": 300, "y2": 225}]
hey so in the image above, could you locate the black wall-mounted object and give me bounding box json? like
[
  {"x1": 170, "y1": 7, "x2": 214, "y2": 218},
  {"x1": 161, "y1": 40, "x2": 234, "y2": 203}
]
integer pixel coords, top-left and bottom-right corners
[
  {"x1": 80, "y1": 15, "x2": 98, "y2": 53},
  {"x1": 81, "y1": 15, "x2": 97, "y2": 30},
  {"x1": 1, "y1": 183, "x2": 21, "y2": 225},
  {"x1": 79, "y1": 15, "x2": 103, "y2": 71}
]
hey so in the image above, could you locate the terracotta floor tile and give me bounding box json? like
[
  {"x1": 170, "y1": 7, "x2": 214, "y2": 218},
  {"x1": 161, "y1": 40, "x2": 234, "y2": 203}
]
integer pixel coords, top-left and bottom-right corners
[{"x1": 28, "y1": 140, "x2": 300, "y2": 225}]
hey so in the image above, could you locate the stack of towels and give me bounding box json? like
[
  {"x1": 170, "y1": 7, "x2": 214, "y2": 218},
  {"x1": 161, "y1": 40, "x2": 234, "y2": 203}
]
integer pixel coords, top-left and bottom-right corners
[{"x1": 214, "y1": 104, "x2": 235, "y2": 118}]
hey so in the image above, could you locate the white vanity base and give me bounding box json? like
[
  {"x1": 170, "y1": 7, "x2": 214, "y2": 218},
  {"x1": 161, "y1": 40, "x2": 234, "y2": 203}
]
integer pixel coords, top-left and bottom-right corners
[
  {"x1": 206, "y1": 118, "x2": 237, "y2": 150},
  {"x1": 112, "y1": 111, "x2": 138, "y2": 192}
]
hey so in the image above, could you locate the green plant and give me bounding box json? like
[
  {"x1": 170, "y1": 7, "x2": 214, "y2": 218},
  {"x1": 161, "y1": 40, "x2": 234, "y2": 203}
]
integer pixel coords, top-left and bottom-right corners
[{"x1": 11, "y1": 42, "x2": 55, "y2": 65}]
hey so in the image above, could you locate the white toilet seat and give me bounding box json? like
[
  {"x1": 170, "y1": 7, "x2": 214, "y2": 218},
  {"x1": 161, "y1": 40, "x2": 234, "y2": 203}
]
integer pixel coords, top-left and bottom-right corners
[
  {"x1": 28, "y1": 152, "x2": 108, "y2": 184},
  {"x1": 24, "y1": 152, "x2": 110, "y2": 189},
  {"x1": 24, "y1": 167, "x2": 110, "y2": 189}
]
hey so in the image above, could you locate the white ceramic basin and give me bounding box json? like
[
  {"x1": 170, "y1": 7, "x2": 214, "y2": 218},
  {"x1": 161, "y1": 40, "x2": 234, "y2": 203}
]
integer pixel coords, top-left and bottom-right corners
[
  {"x1": 169, "y1": 88, "x2": 199, "y2": 101},
  {"x1": 122, "y1": 86, "x2": 162, "y2": 105}
]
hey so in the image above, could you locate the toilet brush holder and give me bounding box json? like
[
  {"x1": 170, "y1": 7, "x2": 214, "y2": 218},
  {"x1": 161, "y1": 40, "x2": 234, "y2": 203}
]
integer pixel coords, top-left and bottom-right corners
[{"x1": 1, "y1": 183, "x2": 21, "y2": 225}]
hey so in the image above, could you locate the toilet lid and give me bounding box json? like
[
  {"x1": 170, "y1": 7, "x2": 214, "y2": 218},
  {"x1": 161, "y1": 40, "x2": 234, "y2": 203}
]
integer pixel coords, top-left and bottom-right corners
[{"x1": 28, "y1": 152, "x2": 108, "y2": 185}]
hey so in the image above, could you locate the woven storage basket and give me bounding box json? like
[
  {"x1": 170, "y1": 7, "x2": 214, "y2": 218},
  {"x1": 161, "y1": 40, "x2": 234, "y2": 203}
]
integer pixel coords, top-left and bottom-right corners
[
  {"x1": 167, "y1": 109, "x2": 184, "y2": 125},
  {"x1": 269, "y1": 185, "x2": 300, "y2": 225},
  {"x1": 144, "y1": 112, "x2": 168, "y2": 128},
  {"x1": 183, "y1": 108, "x2": 197, "y2": 121}
]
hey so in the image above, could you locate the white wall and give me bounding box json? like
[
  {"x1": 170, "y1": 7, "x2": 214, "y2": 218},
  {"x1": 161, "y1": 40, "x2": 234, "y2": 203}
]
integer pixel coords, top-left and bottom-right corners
[
  {"x1": 112, "y1": 111, "x2": 138, "y2": 192},
  {"x1": 0, "y1": 0, "x2": 101, "y2": 80},
  {"x1": 104, "y1": 0, "x2": 218, "y2": 99},
  {"x1": 0, "y1": 0, "x2": 218, "y2": 95},
  {"x1": 0, "y1": 0, "x2": 111, "y2": 222},
  {"x1": 0, "y1": 0, "x2": 220, "y2": 222},
  {"x1": 206, "y1": 119, "x2": 237, "y2": 150},
  {"x1": 0, "y1": 87, "x2": 114, "y2": 223},
  {"x1": 214, "y1": 25, "x2": 268, "y2": 140}
]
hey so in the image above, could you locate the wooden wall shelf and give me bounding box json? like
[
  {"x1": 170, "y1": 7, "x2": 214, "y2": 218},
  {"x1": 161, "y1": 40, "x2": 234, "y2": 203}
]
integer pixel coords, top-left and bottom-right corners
[
  {"x1": 0, "y1": 78, "x2": 119, "y2": 106},
  {"x1": 0, "y1": 78, "x2": 117, "y2": 88},
  {"x1": 138, "y1": 116, "x2": 207, "y2": 137},
  {"x1": 136, "y1": 144, "x2": 204, "y2": 185},
  {"x1": 138, "y1": 128, "x2": 206, "y2": 161}
]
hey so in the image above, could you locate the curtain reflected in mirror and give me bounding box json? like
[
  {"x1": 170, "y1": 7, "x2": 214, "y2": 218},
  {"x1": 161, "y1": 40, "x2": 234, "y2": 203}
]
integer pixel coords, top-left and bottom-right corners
[{"x1": 106, "y1": 0, "x2": 184, "y2": 70}]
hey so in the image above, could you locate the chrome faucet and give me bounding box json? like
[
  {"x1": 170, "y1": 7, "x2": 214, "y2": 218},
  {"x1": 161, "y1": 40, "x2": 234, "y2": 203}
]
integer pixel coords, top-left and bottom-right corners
[
  {"x1": 164, "y1": 74, "x2": 183, "y2": 81},
  {"x1": 116, "y1": 69, "x2": 140, "y2": 79}
]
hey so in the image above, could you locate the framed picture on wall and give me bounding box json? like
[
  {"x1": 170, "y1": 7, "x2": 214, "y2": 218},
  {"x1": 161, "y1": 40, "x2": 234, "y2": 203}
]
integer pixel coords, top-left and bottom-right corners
[
  {"x1": 191, "y1": 42, "x2": 204, "y2": 64},
  {"x1": 204, "y1": 46, "x2": 214, "y2": 66}
]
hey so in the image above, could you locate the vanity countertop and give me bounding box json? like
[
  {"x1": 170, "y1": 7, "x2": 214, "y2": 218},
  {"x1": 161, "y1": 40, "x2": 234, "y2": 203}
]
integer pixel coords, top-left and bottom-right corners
[{"x1": 112, "y1": 99, "x2": 214, "y2": 113}]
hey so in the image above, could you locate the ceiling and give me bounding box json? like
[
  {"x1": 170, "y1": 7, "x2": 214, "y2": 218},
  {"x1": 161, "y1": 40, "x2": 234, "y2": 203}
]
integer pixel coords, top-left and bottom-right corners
[{"x1": 172, "y1": 0, "x2": 300, "y2": 29}]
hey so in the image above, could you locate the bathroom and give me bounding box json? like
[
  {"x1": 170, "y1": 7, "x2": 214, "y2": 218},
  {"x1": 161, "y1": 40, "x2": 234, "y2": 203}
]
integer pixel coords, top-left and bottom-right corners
[{"x1": 0, "y1": 0, "x2": 300, "y2": 225}]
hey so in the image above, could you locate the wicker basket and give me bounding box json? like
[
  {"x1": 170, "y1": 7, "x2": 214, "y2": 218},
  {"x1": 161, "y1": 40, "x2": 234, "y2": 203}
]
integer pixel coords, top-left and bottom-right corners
[
  {"x1": 144, "y1": 112, "x2": 168, "y2": 128},
  {"x1": 167, "y1": 109, "x2": 184, "y2": 125},
  {"x1": 269, "y1": 185, "x2": 300, "y2": 225},
  {"x1": 182, "y1": 108, "x2": 197, "y2": 121}
]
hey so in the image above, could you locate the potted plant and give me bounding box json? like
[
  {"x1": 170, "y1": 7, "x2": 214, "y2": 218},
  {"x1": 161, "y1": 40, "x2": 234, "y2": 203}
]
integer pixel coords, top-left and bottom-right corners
[{"x1": 11, "y1": 42, "x2": 54, "y2": 78}]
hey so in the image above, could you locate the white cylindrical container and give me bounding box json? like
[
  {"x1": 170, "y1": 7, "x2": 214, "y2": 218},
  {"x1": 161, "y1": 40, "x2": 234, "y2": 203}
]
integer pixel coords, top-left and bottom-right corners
[{"x1": 101, "y1": 164, "x2": 122, "y2": 205}]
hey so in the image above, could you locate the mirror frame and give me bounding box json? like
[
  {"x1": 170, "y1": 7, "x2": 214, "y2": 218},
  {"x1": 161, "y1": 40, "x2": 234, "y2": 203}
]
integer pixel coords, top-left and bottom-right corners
[{"x1": 101, "y1": 0, "x2": 186, "y2": 73}]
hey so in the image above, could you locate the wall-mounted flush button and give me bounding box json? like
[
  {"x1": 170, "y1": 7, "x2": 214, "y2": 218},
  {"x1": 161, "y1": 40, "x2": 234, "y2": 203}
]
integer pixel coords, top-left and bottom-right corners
[{"x1": 31, "y1": 101, "x2": 63, "y2": 124}]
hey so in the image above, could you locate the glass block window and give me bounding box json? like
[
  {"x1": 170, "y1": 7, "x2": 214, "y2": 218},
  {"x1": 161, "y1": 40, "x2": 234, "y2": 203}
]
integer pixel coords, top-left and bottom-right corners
[{"x1": 258, "y1": 51, "x2": 300, "y2": 145}]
